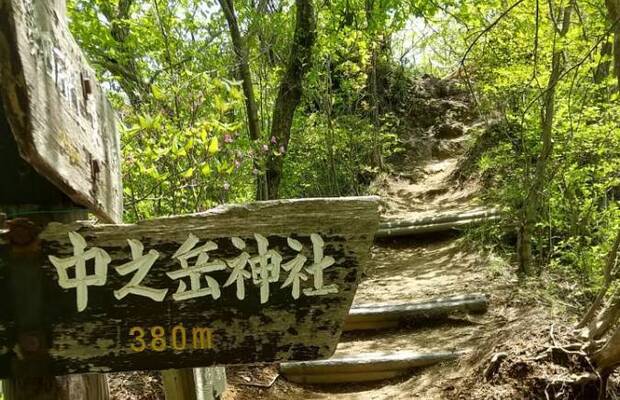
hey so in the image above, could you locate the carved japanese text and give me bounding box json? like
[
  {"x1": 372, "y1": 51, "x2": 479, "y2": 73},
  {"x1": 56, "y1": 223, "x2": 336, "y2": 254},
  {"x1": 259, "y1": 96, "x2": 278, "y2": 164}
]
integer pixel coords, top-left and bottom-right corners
[{"x1": 48, "y1": 232, "x2": 340, "y2": 311}]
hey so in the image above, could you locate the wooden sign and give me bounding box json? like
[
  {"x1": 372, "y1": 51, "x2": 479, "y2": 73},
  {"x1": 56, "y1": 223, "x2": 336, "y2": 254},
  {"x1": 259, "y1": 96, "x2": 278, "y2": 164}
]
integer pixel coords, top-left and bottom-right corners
[
  {"x1": 0, "y1": 197, "x2": 379, "y2": 377},
  {"x1": 0, "y1": 0, "x2": 122, "y2": 223}
]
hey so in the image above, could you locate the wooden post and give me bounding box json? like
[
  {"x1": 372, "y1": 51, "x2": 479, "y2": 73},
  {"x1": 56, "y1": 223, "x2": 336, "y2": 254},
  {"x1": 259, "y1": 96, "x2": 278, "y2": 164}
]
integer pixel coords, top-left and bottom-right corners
[
  {"x1": 194, "y1": 367, "x2": 226, "y2": 400},
  {"x1": 3, "y1": 373, "x2": 109, "y2": 400},
  {"x1": 0, "y1": 87, "x2": 110, "y2": 399},
  {"x1": 162, "y1": 369, "x2": 197, "y2": 400},
  {"x1": 163, "y1": 368, "x2": 226, "y2": 400},
  {"x1": 0, "y1": 211, "x2": 112, "y2": 400}
]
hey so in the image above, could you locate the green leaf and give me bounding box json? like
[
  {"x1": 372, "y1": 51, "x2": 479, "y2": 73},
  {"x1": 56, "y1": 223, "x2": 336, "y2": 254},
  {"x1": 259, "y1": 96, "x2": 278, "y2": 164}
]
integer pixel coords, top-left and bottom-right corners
[
  {"x1": 217, "y1": 160, "x2": 229, "y2": 173},
  {"x1": 201, "y1": 164, "x2": 212, "y2": 176},
  {"x1": 152, "y1": 85, "x2": 165, "y2": 101},
  {"x1": 147, "y1": 166, "x2": 160, "y2": 179},
  {"x1": 181, "y1": 168, "x2": 194, "y2": 178},
  {"x1": 214, "y1": 95, "x2": 229, "y2": 112},
  {"x1": 208, "y1": 137, "x2": 219, "y2": 154}
]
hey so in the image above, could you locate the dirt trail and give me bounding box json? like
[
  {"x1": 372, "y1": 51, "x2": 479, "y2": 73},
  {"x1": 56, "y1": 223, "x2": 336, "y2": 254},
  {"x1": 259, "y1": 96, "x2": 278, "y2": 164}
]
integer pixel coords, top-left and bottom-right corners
[{"x1": 226, "y1": 78, "x2": 522, "y2": 400}]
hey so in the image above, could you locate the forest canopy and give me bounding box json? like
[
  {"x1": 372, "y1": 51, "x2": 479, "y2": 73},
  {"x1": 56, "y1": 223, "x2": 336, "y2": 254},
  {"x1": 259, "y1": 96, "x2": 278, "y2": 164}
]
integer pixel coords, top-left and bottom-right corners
[{"x1": 66, "y1": 0, "x2": 619, "y2": 293}]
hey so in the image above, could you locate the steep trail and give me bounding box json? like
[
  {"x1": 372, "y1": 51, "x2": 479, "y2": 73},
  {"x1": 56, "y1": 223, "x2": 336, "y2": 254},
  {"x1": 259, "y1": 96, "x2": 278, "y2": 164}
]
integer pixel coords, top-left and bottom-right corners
[
  {"x1": 356, "y1": 118, "x2": 488, "y2": 306},
  {"x1": 226, "y1": 78, "x2": 520, "y2": 400}
]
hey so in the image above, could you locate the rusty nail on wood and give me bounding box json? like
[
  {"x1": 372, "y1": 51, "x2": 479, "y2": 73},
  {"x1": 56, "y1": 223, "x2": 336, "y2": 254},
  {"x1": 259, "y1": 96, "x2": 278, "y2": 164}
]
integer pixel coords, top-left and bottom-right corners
[
  {"x1": 91, "y1": 158, "x2": 100, "y2": 174},
  {"x1": 82, "y1": 74, "x2": 92, "y2": 99},
  {"x1": 6, "y1": 218, "x2": 38, "y2": 246}
]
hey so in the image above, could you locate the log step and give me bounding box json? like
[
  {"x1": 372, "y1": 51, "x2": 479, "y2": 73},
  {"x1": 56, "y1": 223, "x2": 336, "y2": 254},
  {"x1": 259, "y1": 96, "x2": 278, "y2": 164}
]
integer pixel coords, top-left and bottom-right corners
[
  {"x1": 375, "y1": 215, "x2": 501, "y2": 238},
  {"x1": 379, "y1": 208, "x2": 501, "y2": 230},
  {"x1": 344, "y1": 293, "x2": 489, "y2": 331},
  {"x1": 280, "y1": 350, "x2": 464, "y2": 384}
]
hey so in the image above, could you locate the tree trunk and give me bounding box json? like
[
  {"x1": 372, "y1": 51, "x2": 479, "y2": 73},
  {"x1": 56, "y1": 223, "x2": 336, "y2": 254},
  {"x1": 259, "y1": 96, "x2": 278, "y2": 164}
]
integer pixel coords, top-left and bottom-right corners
[
  {"x1": 251, "y1": 0, "x2": 279, "y2": 67},
  {"x1": 365, "y1": 0, "x2": 384, "y2": 170},
  {"x1": 579, "y1": 231, "x2": 620, "y2": 377},
  {"x1": 588, "y1": 291, "x2": 620, "y2": 340},
  {"x1": 218, "y1": 0, "x2": 262, "y2": 143},
  {"x1": 264, "y1": 0, "x2": 317, "y2": 199},
  {"x1": 593, "y1": 324, "x2": 620, "y2": 373},
  {"x1": 594, "y1": 40, "x2": 613, "y2": 83},
  {"x1": 218, "y1": 0, "x2": 268, "y2": 200},
  {"x1": 605, "y1": 0, "x2": 620, "y2": 89},
  {"x1": 577, "y1": 227, "x2": 620, "y2": 328},
  {"x1": 517, "y1": 2, "x2": 573, "y2": 274},
  {"x1": 218, "y1": 0, "x2": 316, "y2": 200},
  {"x1": 368, "y1": 46, "x2": 384, "y2": 169}
]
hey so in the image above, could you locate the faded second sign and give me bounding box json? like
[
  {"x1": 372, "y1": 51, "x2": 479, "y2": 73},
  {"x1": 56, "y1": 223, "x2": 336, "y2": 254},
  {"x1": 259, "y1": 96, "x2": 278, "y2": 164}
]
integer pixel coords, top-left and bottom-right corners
[
  {"x1": 0, "y1": 197, "x2": 379, "y2": 377},
  {"x1": 0, "y1": 0, "x2": 122, "y2": 223}
]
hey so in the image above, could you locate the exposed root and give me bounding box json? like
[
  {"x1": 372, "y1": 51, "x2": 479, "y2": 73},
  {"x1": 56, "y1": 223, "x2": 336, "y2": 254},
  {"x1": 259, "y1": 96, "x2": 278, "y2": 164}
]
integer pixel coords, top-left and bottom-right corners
[
  {"x1": 474, "y1": 325, "x2": 618, "y2": 400},
  {"x1": 483, "y1": 352, "x2": 508, "y2": 381}
]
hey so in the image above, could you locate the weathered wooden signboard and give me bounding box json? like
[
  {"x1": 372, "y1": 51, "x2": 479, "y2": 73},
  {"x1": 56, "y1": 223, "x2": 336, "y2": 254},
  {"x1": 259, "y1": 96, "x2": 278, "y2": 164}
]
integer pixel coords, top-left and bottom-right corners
[
  {"x1": 0, "y1": 0, "x2": 122, "y2": 223},
  {"x1": 0, "y1": 197, "x2": 379, "y2": 377}
]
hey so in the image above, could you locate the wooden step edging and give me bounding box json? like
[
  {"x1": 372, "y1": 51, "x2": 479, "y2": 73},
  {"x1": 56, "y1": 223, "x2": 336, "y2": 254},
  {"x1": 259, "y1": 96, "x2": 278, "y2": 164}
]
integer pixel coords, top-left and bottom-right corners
[
  {"x1": 280, "y1": 350, "x2": 465, "y2": 384},
  {"x1": 379, "y1": 208, "x2": 501, "y2": 230},
  {"x1": 375, "y1": 215, "x2": 501, "y2": 238},
  {"x1": 344, "y1": 293, "x2": 489, "y2": 331}
]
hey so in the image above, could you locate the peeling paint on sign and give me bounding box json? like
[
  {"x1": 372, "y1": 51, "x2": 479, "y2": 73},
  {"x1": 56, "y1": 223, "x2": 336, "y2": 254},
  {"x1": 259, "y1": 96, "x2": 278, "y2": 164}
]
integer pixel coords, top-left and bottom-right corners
[{"x1": 0, "y1": 197, "x2": 379, "y2": 377}]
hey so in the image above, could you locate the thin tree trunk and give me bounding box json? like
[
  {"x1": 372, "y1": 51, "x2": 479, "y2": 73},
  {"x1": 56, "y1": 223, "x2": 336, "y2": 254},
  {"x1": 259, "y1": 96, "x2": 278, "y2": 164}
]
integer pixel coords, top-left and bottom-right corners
[
  {"x1": 251, "y1": 0, "x2": 278, "y2": 67},
  {"x1": 97, "y1": 0, "x2": 151, "y2": 109},
  {"x1": 594, "y1": 40, "x2": 613, "y2": 83},
  {"x1": 218, "y1": 0, "x2": 262, "y2": 143},
  {"x1": 324, "y1": 57, "x2": 338, "y2": 195},
  {"x1": 152, "y1": 0, "x2": 182, "y2": 126},
  {"x1": 218, "y1": 0, "x2": 266, "y2": 199},
  {"x1": 264, "y1": 0, "x2": 317, "y2": 199},
  {"x1": 365, "y1": 0, "x2": 384, "y2": 170},
  {"x1": 518, "y1": 2, "x2": 573, "y2": 274},
  {"x1": 369, "y1": 46, "x2": 384, "y2": 169},
  {"x1": 605, "y1": 0, "x2": 620, "y2": 89}
]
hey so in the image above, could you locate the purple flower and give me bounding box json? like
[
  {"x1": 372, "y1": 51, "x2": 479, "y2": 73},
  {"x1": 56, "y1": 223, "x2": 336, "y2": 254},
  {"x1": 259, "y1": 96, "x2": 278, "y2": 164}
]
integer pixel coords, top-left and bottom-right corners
[
  {"x1": 279, "y1": 145, "x2": 286, "y2": 154},
  {"x1": 271, "y1": 136, "x2": 277, "y2": 144},
  {"x1": 224, "y1": 134, "x2": 233, "y2": 143},
  {"x1": 262, "y1": 144, "x2": 269, "y2": 152}
]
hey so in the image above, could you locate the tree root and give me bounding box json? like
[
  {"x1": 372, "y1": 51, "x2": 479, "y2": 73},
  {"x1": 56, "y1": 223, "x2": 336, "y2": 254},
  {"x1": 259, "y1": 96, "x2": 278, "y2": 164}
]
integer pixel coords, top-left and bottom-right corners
[{"x1": 483, "y1": 352, "x2": 508, "y2": 381}]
